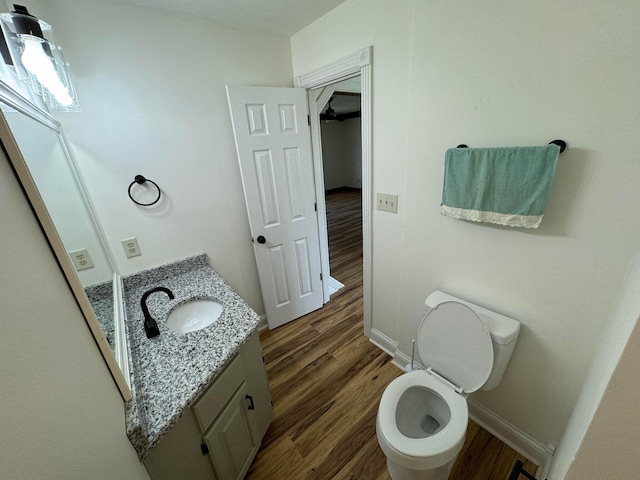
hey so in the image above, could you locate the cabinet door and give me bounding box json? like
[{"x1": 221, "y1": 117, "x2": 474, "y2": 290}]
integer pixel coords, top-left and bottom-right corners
[
  {"x1": 193, "y1": 352, "x2": 246, "y2": 432},
  {"x1": 242, "y1": 333, "x2": 274, "y2": 443},
  {"x1": 204, "y1": 382, "x2": 258, "y2": 480},
  {"x1": 143, "y1": 409, "x2": 218, "y2": 480}
]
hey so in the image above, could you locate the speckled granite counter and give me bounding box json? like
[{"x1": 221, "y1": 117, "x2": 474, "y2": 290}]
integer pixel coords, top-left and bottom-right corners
[
  {"x1": 122, "y1": 254, "x2": 261, "y2": 459},
  {"x1": 84, "y1": 280, "x2": 115, "y2": 351}
]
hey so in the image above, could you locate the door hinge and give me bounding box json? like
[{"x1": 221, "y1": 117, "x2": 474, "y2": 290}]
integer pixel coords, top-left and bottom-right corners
[
  {"x1": 320, "y1": 273, "x2": 323, "y2": 281},
  {"x1": 314, "y1": 202, "x2": 317, "y2": 212},
  {"x1": 200, "y1": 443, "x2": 209, "y2": 455},
  {"x1": 307, "y1": 114, "x2": 311, "y2": 126}
]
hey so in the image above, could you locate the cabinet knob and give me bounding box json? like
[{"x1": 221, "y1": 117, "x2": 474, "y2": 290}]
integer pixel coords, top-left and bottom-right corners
[{"x1": 245, "y1": 394, "x2": 255, "y2": 410}]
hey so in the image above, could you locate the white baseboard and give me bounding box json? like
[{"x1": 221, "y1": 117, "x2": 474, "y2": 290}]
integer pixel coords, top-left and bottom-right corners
[
  {"x1": 369, "y1": 328, "x2": 398, "y2": 358},
  {"x1": 257, "y1": 314, "x2": 268, "y2": 331},
  {"x1": 468, "y1": 398, "x2": 555, "y2": 477},
  {"x1": 327, "y1": 276, "x2": 345, "y2": 296},
  {"x1": 538, "y1": 455, "x2": 553, "y2": 480}
]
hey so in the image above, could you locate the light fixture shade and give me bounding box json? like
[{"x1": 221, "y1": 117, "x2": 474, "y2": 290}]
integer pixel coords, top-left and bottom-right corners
[{"x1": 0, "y1": 5, "x2": 79, "y2": 111}]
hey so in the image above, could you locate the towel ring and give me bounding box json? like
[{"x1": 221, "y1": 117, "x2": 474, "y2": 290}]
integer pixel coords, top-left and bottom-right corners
[{"x1": 128, "y1": 175, "x2": 162, "y2": 206}]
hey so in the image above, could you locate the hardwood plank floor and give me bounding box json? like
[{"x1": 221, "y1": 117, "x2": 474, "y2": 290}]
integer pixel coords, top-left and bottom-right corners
[{"x1": 247, "y1": 189, "x2": 537, "y2": 479}]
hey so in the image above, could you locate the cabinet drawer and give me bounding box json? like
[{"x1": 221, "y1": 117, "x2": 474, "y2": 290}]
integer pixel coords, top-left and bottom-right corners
[{"x1": 193, "y1": 354, "x2": 245, "y2": 432}]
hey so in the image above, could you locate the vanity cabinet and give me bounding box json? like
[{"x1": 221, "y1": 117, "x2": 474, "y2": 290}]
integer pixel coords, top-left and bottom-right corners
[
  {"x1": 144, "y1": 331, "x2": 273, "y2": 480},
  {"x1": 202, "y1": 383, "x2": 258, "y2": 479}
]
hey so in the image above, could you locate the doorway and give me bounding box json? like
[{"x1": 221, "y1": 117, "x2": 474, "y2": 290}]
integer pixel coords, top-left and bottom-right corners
[
  {"x1": 296, "y1": 46, "x2": 372, "y2": 337},
  {"x1": 324, "y1": 189, "x2": 362, "y2": 300},
  {"x1": 317, "y1": 77, "x2": 362, "y2": 297}
]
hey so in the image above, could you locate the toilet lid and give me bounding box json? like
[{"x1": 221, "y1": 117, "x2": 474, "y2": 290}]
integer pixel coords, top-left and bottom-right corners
[{"x1": 418, "y1": 301, "x2": 493, "y2": 393}]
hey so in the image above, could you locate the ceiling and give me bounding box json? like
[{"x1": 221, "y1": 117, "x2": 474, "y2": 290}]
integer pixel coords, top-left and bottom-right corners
[
  {"x1": 324, "y1": 93, "x2": 360, "y2": 115},
  {"x1": 322, "y1": 76, "x2": 361, "y2": 114},
  {"x1": 106, "y1": 0, "x2": 347, "y2": 36}
]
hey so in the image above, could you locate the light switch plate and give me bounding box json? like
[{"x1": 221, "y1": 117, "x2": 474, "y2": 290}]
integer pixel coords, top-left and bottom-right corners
[
  {"x1": 376, "y1": 192, "x2": 398, "y2": 213},
  {"x1": 121, "y1": 237, "x2": 142, "y2": 258},
  {"x1": 69, "y1": 248, "x2": 95, "y2": 271}
]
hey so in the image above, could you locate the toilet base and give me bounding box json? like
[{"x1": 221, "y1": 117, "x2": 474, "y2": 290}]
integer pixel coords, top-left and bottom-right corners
[{"x1": 386, "y1": 457, "x2": 455, "y2": 480}]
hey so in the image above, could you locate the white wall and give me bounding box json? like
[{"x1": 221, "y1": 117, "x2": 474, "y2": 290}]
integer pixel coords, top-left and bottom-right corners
[
  {"x1": 549, "y1": 247, "x2": 640, "y2": 478},
  {"x1": 321, "y1": 117, "x2": 362, "y2": 190},
  {"x1": 0, "y1": 150, "x2": 149, "y2": 479},
  {"x1": 292, "y1": 0, "x2": 415, "y2": 343},
  {"x1": 26, "y1": 0, "x2": 295, "y2": 314},
  {"x1": 563, "y1": 306, "x2": 640, "y2": 479},
  {"x1": 291, "y1": 0, "x2": 640, "y2": 450}
]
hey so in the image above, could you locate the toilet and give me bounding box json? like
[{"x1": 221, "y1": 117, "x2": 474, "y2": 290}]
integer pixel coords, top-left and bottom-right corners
[{"x1": 376, "y1": 291, "x2": 520, "y2": 480}]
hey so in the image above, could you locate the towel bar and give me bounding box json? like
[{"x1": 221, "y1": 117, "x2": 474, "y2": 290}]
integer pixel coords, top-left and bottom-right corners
[{"x1": 456, "y1": 140, "x2": 566, "y2": 153}]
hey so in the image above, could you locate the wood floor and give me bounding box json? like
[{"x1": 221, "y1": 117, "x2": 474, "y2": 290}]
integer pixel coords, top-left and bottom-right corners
[{"x1": 246, "y1": 189, "x2": 537, "y2": 480}]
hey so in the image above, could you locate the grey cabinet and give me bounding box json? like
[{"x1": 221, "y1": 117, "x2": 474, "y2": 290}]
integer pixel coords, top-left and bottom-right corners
[
  {"x1": 203, "y1": 383, "x2": 258, "y2": 479},
  {"x1": 144, "y1": 331, "x2": 272, "y2": 480}
]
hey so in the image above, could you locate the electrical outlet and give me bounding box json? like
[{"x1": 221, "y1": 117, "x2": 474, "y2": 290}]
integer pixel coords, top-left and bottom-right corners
[
  {"x1": 376, "y1": 192, "x2": 398, "y2": 213},
  {"x1": 69, "y1": 248, "x2": 95, "y2": 271},
  {"x1": 121, "y1": 237, "x2": 142, "y2": 258}
]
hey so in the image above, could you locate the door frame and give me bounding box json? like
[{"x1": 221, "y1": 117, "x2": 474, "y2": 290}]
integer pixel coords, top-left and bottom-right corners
[{"x1": 294, "y1": 46, "x2": 373, "y2": 338}]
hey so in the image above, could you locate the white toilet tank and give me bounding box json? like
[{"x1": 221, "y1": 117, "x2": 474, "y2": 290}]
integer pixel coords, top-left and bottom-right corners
[{"x1": 425, "y1": 291, "x2": 520, "y2": 391}]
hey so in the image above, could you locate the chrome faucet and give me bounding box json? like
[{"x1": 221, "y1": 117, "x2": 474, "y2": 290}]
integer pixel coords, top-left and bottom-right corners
[{"x1": 141, "y1": 286, "x2": 175, "y2": 338}]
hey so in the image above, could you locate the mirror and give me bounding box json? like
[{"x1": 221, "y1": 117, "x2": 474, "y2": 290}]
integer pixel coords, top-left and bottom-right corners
[{"x1": 0, "y1": 82, "x2": 131, "y2": 399}]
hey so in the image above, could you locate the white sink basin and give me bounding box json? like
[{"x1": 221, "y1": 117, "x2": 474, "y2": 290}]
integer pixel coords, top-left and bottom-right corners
[{"x1": 166, "y1": 299, "x2": 223, "y2": 334}]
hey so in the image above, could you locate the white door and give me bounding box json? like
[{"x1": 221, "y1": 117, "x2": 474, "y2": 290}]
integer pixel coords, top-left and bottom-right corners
[{"x1": 227, "y1": 85, "x2": 323, "y2": 329}]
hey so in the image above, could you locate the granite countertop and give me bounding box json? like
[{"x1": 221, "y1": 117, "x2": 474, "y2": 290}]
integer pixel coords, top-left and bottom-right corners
[
  {"x1": 122, "y1": 254, "x2": 261, "y2": 459},
  {"x1": 84, "y1": 280, "x2": 115, "y2": 351}
]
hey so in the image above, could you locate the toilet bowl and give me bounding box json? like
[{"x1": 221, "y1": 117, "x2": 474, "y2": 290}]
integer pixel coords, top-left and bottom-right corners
[
  {"x1": 376, "y1": 370, "x2": 468, "y2": 479},
  {"x1": 376, "y1": 291, "x2": 520, "y2": 480}
]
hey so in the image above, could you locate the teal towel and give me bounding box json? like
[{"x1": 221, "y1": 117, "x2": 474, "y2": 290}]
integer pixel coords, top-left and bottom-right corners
[{"x1": 441, "y1": 145, "x2": 560, "y2": 228}]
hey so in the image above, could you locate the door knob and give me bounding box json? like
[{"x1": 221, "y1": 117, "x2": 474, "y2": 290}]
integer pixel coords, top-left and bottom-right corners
[{"x1": 256, "y1": 235, "x2": 266, "y2": 244}]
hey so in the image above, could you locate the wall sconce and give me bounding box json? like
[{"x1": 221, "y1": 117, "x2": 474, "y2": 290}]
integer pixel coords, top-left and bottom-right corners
[{"x1": 0, "y1": 4, "x2": 78, "y2": 111}]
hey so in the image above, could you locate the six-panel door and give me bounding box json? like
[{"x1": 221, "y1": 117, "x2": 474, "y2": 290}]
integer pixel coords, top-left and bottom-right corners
[{"x1": 227, "y1": 86, "x2": 323, "y2": 329}]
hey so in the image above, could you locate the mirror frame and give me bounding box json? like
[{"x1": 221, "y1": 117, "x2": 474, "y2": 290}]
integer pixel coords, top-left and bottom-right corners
[{"x1": 0, "y1": 80, "x2": 131, "y2": 401}]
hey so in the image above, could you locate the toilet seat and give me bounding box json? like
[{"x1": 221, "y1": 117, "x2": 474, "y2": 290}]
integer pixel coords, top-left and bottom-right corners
[
  {"x1": 418, "y1": 301, "x2": 494, "y2": 393},
  {"x1": 377, "y1": 370, "x2": 468, "y2": 470}
]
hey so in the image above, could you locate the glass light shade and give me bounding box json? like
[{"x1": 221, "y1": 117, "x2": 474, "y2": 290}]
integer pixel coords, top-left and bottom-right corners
[
  {"x1": 20, "y1": 35, "x2": 72, "y2": 106},
  {"x1": 0, "y1": 9, "x2": 78, "y2": 111}
]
